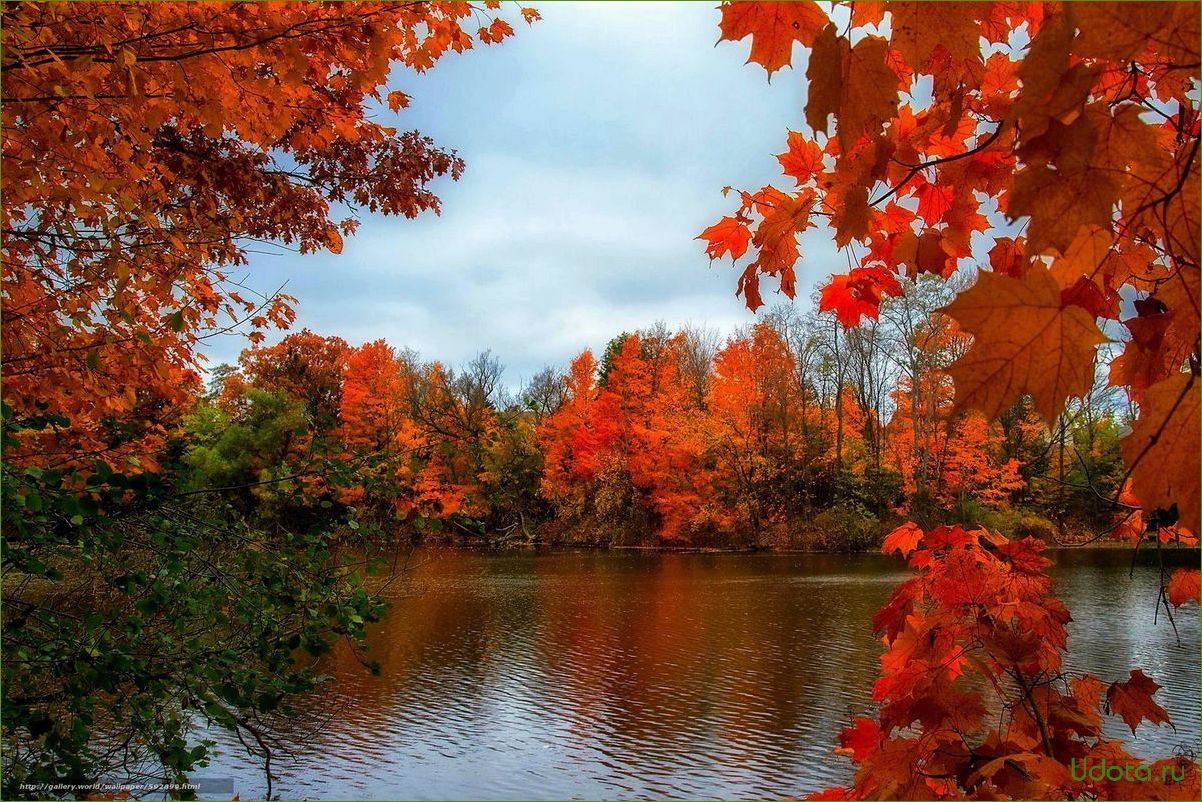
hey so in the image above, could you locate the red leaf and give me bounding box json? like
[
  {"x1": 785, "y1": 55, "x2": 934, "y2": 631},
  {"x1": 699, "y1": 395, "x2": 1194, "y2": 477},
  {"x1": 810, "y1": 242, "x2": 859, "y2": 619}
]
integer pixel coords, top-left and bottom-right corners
[
  {"x1": 1167, "y1": 569, "x2": 1200, "y2": 608},
  {"x1": 882, "y1": 521, "x2": 923, "y2": 556},
  {"x1": 819, "y1": 266, "x2": 904, "y2": 327},
  {"x1": 698, "y1": 216, "x2": 751, "y2": 261},
  {"x1": 836, "y1": 717, "x2": 881, "y2": 762},
  {"x1": 914, "y1": 178, "x2": 953, "y2": 225},
  {"x1": 1105, "y1": 669, "x2": 1171, "y2": 734}
]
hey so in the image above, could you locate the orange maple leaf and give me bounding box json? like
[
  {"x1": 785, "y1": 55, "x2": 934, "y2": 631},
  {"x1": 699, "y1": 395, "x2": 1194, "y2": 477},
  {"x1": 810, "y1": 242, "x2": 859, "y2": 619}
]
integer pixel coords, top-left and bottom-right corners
[
  {"x1": 1105, "y1": 669, "x2": 1171, "y2": 734},
  {"x1": 940, "y1": 266, "x2": 1107, "y2": 423},
  {"x1": 717, "y1": 1, "x2": 828, "y2": 77},
  {"x1": 777, "y1": 130, "x2": 824, "y2": 185},
  {"x1": 882, "y1": 522, "x2": 923, "y2": 557},
  {"x1": 698, "y1": 216, "x2": 751, "y2": 261},
  {"x1": 1120, "y1": 372, "x2": 1200, "y2": 533},
  {"x1": 805, "y1": 25, "x2": 899, "y2": 148},
  {"x1": 1167, "y1": 569, "x2": 1200, "y2": 608}
]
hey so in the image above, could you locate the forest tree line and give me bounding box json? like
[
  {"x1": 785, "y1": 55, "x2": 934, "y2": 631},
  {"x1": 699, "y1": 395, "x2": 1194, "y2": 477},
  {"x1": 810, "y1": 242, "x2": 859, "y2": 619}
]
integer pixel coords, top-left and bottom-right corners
[{"x1": 188, "y1": 277, "x2": 1132, "y2": 551}]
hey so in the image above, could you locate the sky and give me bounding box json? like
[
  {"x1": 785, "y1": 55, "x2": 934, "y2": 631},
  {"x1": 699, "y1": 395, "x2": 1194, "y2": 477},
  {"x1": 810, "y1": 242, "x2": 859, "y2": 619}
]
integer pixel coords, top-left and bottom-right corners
[{"x1": 204, "y1": 1, "x2": 842, "y2": 388}]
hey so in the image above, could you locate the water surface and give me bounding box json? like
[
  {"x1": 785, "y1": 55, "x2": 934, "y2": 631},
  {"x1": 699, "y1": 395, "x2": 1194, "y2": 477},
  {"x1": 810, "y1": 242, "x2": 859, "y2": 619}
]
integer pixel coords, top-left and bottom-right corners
[{"x1": 202, "y1": 547, "x2": 1200, "y2": 800}]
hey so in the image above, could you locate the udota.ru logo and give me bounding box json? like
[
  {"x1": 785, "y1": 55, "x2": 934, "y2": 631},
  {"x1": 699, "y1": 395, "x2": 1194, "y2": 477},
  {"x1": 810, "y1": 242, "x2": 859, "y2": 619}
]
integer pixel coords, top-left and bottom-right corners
[{"x1": 1069, "y1": 758, "x2": 1187, "y2": 784}]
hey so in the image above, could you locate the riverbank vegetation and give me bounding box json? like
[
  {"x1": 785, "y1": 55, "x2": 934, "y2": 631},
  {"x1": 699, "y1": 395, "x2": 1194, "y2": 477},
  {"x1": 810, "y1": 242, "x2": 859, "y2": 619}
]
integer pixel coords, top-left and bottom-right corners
[{"x1": 188, "y1": 279, "x2": 1137, "y2": 553}]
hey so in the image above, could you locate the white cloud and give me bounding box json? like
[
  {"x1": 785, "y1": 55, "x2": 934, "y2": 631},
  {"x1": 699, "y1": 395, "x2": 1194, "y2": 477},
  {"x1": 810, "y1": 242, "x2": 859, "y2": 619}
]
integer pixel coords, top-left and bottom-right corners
[{"x1": 202, "y1": 2, "x2": 838, "y2": 387}]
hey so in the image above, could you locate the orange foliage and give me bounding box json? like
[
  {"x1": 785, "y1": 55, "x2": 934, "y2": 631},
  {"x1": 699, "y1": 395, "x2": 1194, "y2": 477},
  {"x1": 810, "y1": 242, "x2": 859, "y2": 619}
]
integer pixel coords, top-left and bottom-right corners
[
  {"x1": 539, "y1": 351, "x2": 602, "y2": 499},
  {"x1": 240, "y1": 330, "x2": 350, "y2": 432},
  {"x1": 886, "y1": 374, "x2": 1024, "y2": 508},
  {"x1": 707, "y1": 323, "x2": 800, "y2": 531},
  {"x1": 816, "y1": 525, "x2": 1199, "y2": 800},
  {"x1": 539, "y1": 335, "x2": 711, "y2": 540},
  {"x1": 536, "y1": 323, "x2": 894, "y2": 543},
  {"x1": 1, "y1": 1, "x2": 534, "y2": 470},
  {"x1": 337, "y1": 344, "x2": 469, "y2": 520},
  {"x1": 340, "y1": 341, "x2": 410, "y2": 454}
]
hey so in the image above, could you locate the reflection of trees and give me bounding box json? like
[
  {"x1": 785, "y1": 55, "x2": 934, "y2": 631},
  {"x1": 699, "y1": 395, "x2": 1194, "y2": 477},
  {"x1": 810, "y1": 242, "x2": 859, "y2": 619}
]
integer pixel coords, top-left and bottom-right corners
[
  {"x1": 272, "y1": 549, "x2": 899, "y2": 789},
  {"x1": 525, "y1": 552, "x2": 895, "y2": 791},
  {"x1": 210, "y1": 549, "x2": 1196, "y2": 797}
]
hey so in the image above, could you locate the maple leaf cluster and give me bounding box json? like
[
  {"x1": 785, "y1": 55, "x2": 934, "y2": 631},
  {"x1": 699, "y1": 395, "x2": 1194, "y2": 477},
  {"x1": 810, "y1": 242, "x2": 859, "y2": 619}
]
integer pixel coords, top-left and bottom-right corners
[
  {"x1": 702, "y1": 1, "x2": 1201, "y2": 543},
  {"x1": 810, "y1": 523, "x2": 1199, "y2": 800},
  {"x1": 1, "y1": 1, "x2": 535, "y2": 472}
]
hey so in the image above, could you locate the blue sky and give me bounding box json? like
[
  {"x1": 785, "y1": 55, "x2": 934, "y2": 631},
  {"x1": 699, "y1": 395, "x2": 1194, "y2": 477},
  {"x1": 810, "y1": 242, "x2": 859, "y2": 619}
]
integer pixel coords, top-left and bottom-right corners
[{"x1": 207, "y1": 1, "x2": 841, "y2": 387}]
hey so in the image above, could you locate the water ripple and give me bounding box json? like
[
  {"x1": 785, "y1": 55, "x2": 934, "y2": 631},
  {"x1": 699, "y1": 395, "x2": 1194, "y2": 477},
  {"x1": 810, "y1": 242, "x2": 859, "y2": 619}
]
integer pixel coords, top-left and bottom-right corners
[{"x1": 199, "y1": 548, "x2": 1200, "y2": 800}]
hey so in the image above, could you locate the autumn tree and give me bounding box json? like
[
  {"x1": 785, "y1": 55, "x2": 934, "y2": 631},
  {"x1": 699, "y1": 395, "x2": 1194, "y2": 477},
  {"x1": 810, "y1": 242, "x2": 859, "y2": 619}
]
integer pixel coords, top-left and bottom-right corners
[
  {"x1": 876, "y1": 276, "x2": 962, "y2": 499},
  {"x1": 677, "y1": 322, "x2": 724, "y2": 409},
  {"x1": 240, "y1": 330, "x2": 352, "y2": 434},
  {"x1": 763, "y1": 304, "x2": 834, "y2": 502},
  {"x1": 402, "y1": 352, "x2": 510, "y2": 520},
  {"x1": 537, "y1": 332, "x2": 715, "y2": 543},
  {"x1": 708, "y1": 322, "x2": 801, "y2": 536},
  {"x1": 2, "y1": 1, "x2": 536, "y2": 468},
  {"x1": 539, "y1": 350, "x2": 603, "y2": 509},
  {"x1": 337, "y1": 339, "x2": 446, "y2": 522},
  {"x1": 522, "y1": 366, "x2": 569, "y2": 423},
  {"x1": 584, "y1": 333, "x2": 705, "y2": 540},
  {"x1": 1, "y1": 2, "x2": 535, "y2": 794}
]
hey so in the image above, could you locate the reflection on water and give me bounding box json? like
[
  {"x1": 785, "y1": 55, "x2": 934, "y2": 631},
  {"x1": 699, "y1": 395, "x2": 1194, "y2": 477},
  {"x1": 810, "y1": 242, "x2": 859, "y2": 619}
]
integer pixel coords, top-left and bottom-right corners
[{"x1": 202, "y1": 548, "x2": 1200, "y2": 800}]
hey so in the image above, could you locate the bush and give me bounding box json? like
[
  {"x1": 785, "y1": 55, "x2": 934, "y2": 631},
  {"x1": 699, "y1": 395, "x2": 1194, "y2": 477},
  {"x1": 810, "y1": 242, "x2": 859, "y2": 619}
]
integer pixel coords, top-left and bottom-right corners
[
  {"x1": 836, "y1": 466, "x2": 905, "y2": 516},
  {"x1": 948, "y1": 501, "x2": 1059, "y2": 544},
  {"x1": 950, "y1": 497, "x2": 995, "y2": 529},
  {"x1": 906, "y1": 490, "x2": 944, "y2": 530},
  {"x1": 1012, "y1": 512, "x2": 1058, "y2": 543},
  {"x1": 808, "y1": 501, "x2": 882, "y2": 552}
]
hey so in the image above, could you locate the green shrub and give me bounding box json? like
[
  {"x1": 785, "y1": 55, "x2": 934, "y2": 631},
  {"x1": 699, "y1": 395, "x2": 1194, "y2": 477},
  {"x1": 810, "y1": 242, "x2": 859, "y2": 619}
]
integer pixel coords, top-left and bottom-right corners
[
  {"x1": 836, "y1": 467, "x2": 905, "y2": 516},
  {"x1": 948, "y1": 501, "x2": 1059, "y2": 543},
  {"x1": 1012, "y1": 512, "x2": 1058, "y2": 543},
  {"x1": 809, "y1": 501, "x2": 882, "y2": 552},
  {"x1": 950, "y1": 497, "x2": 995, "y2": 529}
]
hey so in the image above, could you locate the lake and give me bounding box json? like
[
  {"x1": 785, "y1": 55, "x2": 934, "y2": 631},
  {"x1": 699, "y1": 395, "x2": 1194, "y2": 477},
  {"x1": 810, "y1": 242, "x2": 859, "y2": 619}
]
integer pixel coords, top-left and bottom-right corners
[{"x1": 200, "y1": 547, "x2": 1200, "y2": 800}]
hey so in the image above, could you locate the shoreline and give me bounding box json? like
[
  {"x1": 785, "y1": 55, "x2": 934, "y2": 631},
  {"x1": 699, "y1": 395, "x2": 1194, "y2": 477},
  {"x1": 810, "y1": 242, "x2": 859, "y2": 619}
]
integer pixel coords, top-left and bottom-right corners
[{"x1": 413, "y1": 534, "x2": 1193, "y2": 555}]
